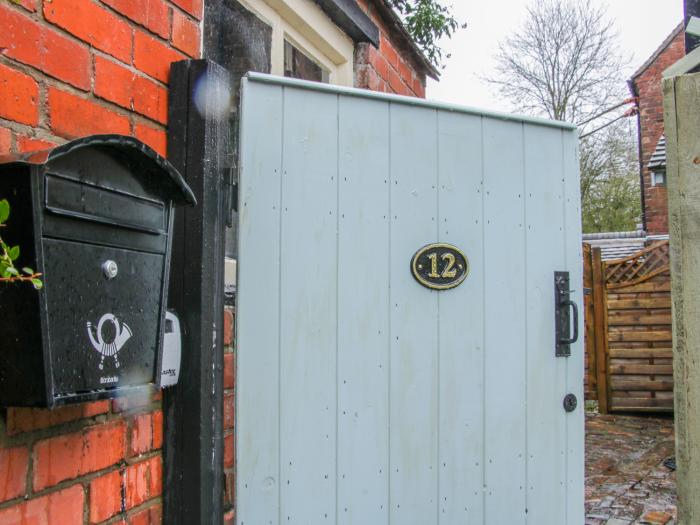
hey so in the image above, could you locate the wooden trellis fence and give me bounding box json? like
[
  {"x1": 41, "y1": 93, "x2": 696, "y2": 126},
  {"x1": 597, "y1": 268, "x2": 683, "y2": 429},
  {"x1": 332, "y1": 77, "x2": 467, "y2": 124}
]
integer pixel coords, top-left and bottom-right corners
[{"x1": 583, "y1": 240, "x2": 673, "y2": 413}]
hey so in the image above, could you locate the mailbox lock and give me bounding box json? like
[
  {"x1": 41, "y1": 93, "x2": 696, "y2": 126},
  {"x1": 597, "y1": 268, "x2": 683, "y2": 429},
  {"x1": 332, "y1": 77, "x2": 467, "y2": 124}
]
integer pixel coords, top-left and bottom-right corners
[{"x1": 102, "y1": 260, "x2": 119, "y2": 280}]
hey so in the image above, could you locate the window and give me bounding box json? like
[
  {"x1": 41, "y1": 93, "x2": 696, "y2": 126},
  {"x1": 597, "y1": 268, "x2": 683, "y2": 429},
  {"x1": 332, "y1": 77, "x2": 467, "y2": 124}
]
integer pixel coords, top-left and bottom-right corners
[
  {"x1": 651, "y1": 170, "x2": 666, "y2": 186},
  {"x1": 237, "y1": 0, "x2": 353, "y2": 86},
  {"x1": 284, "y1": 40, "x2": 329, "y2": 82}
]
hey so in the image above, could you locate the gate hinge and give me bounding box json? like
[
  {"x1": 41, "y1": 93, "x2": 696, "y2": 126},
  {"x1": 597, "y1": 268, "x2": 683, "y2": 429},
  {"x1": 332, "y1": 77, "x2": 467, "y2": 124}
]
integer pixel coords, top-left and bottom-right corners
[{"x1": 223, "y1": 166, "x2": 237, "y2": 227}]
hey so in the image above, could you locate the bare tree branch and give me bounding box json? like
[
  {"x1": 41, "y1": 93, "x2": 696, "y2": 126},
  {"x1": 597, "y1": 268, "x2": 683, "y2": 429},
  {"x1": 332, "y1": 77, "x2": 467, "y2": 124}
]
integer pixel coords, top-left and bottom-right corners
[
  {"x1": 486, "y1": 0, "x2": 627, "y2": 125},
  {"x1": 484, "y1": 0, "x2": 639, "y2": 233}
]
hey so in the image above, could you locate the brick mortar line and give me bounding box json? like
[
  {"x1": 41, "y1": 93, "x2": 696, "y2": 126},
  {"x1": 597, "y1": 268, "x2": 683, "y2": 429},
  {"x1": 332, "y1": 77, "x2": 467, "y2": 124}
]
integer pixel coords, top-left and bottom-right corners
[
  {"x1": 93, "y1": 0, "x2": 172, "y2": 43},
  {"x1": 166, "y1": 0, "x2": 202, "y2": 24},
  {"x1": 0, "y1": 44, "x2": 170, "y2": 94},
  {"x1": 132, "y1": 113, "x2": 167, "y2": 132},
  {"x1": 83, "y1": 477, "x2": 90, "y2": 525},
  {"x1": 99, "y1": 495, "x2": 163, "y2": 525},
  {"x1": 94, "y1": 0, "x2": 203, "y2": 49},
  {"x1": 0, "y1": 55, "x2": 168, "y2": 132},
  {"x1": 364, "y1": 62, "x2": 417, "y2": 97},
  {"x1": 2, "y1": 0, "x2": 189, "y2": 88},
  {"x1": 0, "y1": 56, "x2": 172, "y2": 135},
  {"x1": 0, "y1": 448, "x2": 163, "y2": 511},
  {"x1": 382, "y1": 59, "x2": 417, "y2": 94},
  {"x1": 97, "y1": 0, "x2": 203, "y2": 29},
  {"x1": 0, "y1": 401, "x2": 161, "y2": 448},
  {"x1": 0, "y1": 117, "x2": 65, "y2": 150},
  {"x1": 357, "y1": 8, "x2": 428, "y2": 77},
  {"x1": 0, "y1": 412, "x2": 108, "y2": 449}
]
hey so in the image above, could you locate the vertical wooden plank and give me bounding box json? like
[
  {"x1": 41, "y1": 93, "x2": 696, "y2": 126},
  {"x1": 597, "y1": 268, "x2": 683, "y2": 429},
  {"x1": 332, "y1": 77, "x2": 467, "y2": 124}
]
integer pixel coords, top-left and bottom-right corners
[
  {"x1": 164, "y1": 59, "x2": 226, "y2": 525},
  {"x1": 389, "y1": 102, "x2": 439, "y2": 525},
  {"x1": 236, "y1": 78, "x2": 283, "y2": 525},
  {"x1": 482, "y1": 118, "x2": 527, "y2": 524},
  {"x1": 562, "y1": 128, "x2": 585, "y2": 525},
  {"x1": 337, "y1": 96, "x2": 390, "y2": 524},
  {"x1": 591, "y1": 247, "x2": 609, "y2": 414},
  {"x1": 435, "y1": 110, "x2": 485, "y2": 524},
  {"x1": 523, "y1": 124, "x2": 566, "y2": 525},
  {"x1": 582, "y1": 243, "x2": 597, "y2": 400},
  {"x1": 279, "y1": 86, "x2": 338, "y2": 524},
  {"x1": 665, "y1": 73, "x2": 700, "y2": 525}
]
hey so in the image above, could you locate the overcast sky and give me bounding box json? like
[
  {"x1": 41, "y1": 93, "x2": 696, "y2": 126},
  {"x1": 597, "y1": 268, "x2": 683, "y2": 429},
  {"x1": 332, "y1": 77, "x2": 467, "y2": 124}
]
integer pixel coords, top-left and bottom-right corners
[{"x1": 427, "y1": 1, "x2": 684, "y2": 114}]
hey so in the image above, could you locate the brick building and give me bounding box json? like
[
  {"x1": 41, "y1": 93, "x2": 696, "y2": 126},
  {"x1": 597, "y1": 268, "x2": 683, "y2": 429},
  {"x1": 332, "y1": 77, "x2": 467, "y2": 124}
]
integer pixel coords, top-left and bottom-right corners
[
  {"x1": 628, "y1": 24, "x2": 685, "y2": 236},
  {"x1": 0, "y1": 1, "x2": 436, "y2": 523}
]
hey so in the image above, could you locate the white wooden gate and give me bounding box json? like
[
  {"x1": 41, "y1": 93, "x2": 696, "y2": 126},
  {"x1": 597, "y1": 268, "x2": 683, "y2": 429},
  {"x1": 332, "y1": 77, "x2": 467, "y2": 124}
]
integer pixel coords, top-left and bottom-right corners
[{"x1": 236, "y1": 73, "x2": 584, "y2": 525}]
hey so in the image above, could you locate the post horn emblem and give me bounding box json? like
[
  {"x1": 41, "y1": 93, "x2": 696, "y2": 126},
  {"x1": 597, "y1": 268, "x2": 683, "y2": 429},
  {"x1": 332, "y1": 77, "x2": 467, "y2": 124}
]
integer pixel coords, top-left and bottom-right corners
[{"x1": 86, "y1": 313, "x2": 132, "y2": 370}]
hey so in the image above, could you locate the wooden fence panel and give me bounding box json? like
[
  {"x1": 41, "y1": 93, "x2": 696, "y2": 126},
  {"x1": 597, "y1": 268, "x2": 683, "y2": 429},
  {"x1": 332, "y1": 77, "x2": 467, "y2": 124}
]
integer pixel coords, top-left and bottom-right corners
[
  {"x1": 584, "y1": 240, "x2": 673, "y2": 413},
  {"x1": 606, "y1": 268, "x2": 672, "y2": 412}
]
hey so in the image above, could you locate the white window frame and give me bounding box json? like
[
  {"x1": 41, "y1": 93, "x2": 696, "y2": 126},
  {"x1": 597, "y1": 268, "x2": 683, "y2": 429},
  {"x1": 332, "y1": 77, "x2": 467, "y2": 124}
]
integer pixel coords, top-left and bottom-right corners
[{"x1": 237, "y1": 0, "x2": 354, "y2": 86}]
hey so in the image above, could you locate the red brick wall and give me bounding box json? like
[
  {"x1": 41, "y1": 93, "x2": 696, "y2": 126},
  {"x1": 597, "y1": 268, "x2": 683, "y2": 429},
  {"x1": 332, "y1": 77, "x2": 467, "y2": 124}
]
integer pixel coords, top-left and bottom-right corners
[
  {"x1": 0, "y1": 0, "x2": 201, "y2": 523},
  {"x1": 634, "y1": 30, "x2": 684, "y2": 235},
  {"x1": 0, "y1": 0, "x2": 201, "y2": 159},
  {"x1": 0, "y1": 397, "x2": 164, "y2": 524},
  {"x1": 353, "y1": 0, "x2": 426, "y2": 97}
]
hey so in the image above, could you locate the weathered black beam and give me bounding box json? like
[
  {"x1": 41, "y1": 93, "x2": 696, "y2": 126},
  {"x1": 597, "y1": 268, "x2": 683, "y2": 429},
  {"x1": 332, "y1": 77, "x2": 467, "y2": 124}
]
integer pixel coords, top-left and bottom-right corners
[
  {"x1": 203, "y1": 0, "x2": 273, "y2": 261},
  {"x1": 313, "y1": 0, "x2": 379, "y2": 47},
  {"x1": 163, "y1": 59, "x2": 228, "y2": 525},
  {"x1": 685, "y1": 0, "x2": 700, "y2": 52}
]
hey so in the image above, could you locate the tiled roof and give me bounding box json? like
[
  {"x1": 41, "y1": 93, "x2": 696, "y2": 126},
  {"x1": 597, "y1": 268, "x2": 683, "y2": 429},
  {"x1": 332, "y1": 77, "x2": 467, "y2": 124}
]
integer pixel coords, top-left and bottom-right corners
[
  {"x1": 630, "y1": 23, "x2": 684, "y2": 81},
  {"x1": 648, "y1": 135, "x2": 666, "y2": 170},
  {"x1": 584, "y1": 237, "x2": 647, "y2": 260},
  {"x1": 583, "y1": 230, "x2": 647, "y2": 260}
]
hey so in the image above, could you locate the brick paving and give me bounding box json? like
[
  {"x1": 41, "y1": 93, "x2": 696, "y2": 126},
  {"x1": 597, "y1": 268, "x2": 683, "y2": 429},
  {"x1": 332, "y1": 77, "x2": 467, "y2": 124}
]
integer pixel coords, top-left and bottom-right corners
[{"x1": 586, "y1": 412, "x2": 677, "y2": 525}]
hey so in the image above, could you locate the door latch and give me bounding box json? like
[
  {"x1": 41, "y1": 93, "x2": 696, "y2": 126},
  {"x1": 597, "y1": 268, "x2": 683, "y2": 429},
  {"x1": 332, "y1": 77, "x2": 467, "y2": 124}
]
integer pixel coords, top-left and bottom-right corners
[
  {"x1": 555, "y1": 271, "x2": 579, "y2": 357},
  {"x1": 563, "y1": 393, "x2": 578, "y2": 412}
]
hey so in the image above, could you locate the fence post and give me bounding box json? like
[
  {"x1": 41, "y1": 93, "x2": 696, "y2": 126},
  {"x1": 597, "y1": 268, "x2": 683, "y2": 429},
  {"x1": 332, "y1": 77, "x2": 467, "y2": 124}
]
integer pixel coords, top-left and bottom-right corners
[
  {"x1": 665, "y1": 72, "x2": 700, "y2": 524},
  {"x1": 591, "y1": 247, "x2": 609, "y2": 414},
  {"x1": 582, "y1": 243, "x2": 596, "y2": 400},
  {"x1": 163, "y1": 59, "x2": 230, "y2": 524}
]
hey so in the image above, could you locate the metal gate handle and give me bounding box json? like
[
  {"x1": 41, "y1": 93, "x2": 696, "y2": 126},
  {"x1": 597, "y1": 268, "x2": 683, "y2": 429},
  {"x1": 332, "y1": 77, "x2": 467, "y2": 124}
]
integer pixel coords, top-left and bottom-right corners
[
  {"x1": 559, "y1": 299, "x2": 578, "y2": 345},
  {"x1": 555, "y1": 271, "x2": 577, "y2": 357}
]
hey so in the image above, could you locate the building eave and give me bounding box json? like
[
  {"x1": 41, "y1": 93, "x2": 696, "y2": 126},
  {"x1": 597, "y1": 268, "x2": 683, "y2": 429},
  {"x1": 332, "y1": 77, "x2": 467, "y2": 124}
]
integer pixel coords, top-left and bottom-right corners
[
  {"x1": 371, "y1": 0, "x2": 440, "y2": 80},
  {"x1": 312, "y1": 0, "x2": 380, "y2": 47},
  {"x1": 629, "y1": 22, "x2": 684, "y2": 83}
]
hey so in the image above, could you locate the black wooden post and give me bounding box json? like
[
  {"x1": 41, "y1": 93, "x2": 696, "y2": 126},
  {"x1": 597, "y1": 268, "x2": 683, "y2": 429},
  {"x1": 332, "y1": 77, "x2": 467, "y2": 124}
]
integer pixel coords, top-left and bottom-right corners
[
  {"x1": 685, "y1": 0, "x2": 700, "y2": 52},
  {"x1": 164, "y1": 59, "x2": 231, "y2": 524}
]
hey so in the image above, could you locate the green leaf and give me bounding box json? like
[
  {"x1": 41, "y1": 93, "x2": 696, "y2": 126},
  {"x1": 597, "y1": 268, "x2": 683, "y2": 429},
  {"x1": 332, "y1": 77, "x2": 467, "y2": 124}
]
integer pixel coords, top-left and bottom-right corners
[
  {"x1": 8, "y1": 245, "x2": 19, "y2": 261},
  {"x1": 0, "y1": 199, "x2": 9, "y2": 224},
  {"x1": 22, "y1": 267, "x2": 34, "y2": 275},
  {"x1": 5, "y1": 266, "x2": 18, "y2": 276},
  {"x1": 31, "y1": 278, "x2": 43, "y2": 290}
]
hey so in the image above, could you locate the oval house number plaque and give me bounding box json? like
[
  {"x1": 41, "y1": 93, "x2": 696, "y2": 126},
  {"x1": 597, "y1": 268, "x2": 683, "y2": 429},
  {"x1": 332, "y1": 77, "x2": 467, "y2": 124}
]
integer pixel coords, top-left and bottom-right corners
[{"x1": 411, "y1": 243, "x2": 469, "y2": 290}]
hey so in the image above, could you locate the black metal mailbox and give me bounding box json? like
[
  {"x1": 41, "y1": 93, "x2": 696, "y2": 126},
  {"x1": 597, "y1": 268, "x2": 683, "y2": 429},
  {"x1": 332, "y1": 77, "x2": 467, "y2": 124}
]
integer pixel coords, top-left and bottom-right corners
[{"x1": 0, "y1": 135, "x2": 195, "y2": 407}]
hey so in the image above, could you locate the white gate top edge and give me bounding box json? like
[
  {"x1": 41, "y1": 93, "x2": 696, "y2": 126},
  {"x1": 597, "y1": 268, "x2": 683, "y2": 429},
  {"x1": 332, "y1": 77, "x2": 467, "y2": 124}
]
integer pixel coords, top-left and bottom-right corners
[{"x1": 243, "y1": 71, "x2": 578, "y2": 132}]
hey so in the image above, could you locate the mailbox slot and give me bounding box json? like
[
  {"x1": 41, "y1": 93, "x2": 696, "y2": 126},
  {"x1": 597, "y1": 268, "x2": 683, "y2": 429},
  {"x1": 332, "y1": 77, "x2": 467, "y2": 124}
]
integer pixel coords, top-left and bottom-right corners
[{"x1": 45, "y1": 173, "x2": 167, "y2": 234}]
